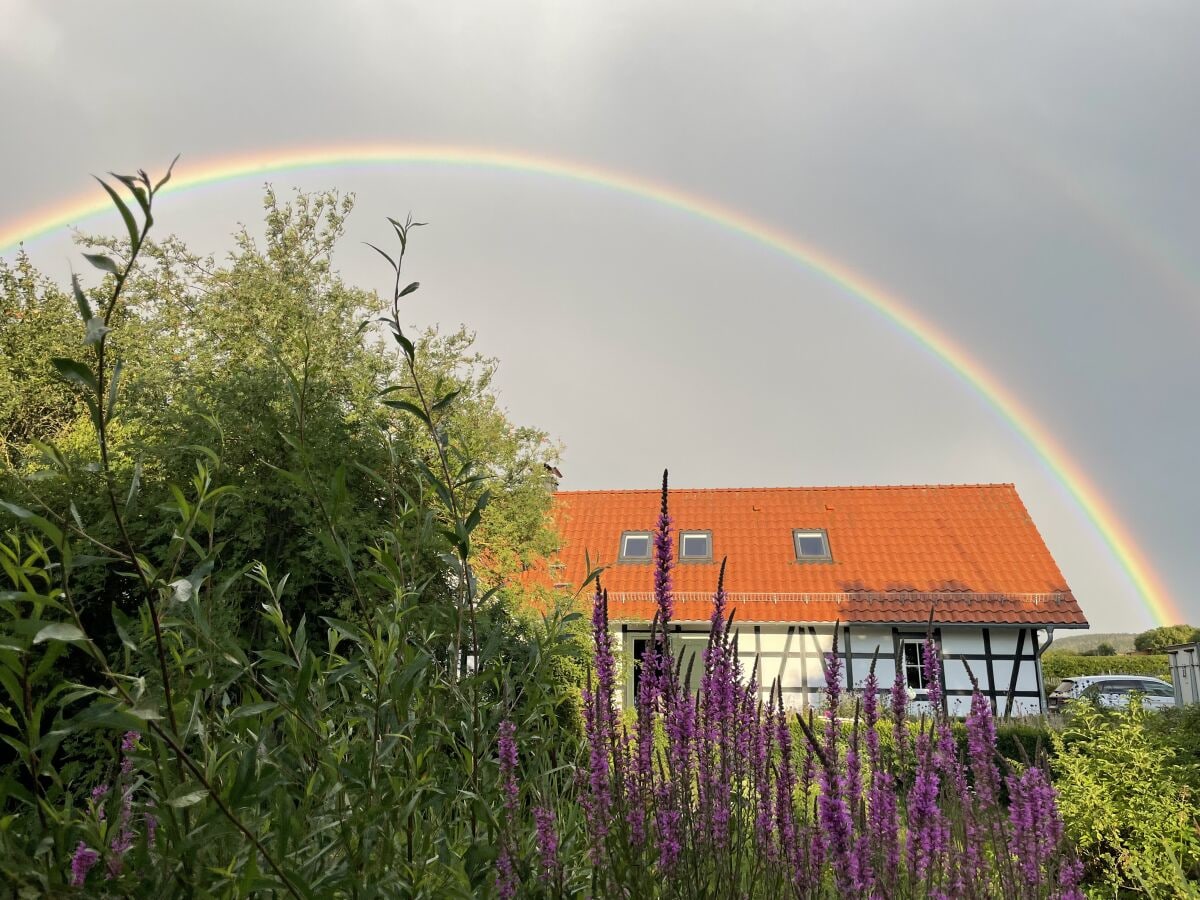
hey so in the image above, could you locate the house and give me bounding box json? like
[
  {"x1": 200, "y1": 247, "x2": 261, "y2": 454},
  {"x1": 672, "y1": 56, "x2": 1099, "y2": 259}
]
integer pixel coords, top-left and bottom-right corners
[{"x1": 550, "y1": 484, "x2": 1088, "y2": 716}]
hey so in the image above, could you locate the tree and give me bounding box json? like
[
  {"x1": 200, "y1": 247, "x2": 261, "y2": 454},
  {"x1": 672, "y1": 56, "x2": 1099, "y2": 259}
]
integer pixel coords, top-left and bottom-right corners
[
  {"x1": 1, "y1": 187, "x2": 560, "y2": 635},
  {"x1": 1094, "y1": 642, "x2": 1117, "y2": 657},
  {"x1": 1134, "y1": 624, "x2": 1199, "y2": 653}
]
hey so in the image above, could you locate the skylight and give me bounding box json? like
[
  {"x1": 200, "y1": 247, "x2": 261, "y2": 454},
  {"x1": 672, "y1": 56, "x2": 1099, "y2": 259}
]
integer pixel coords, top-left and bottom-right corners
[
  {"x1": 679, "y1": 531, "x2": 712, "y2": 561},
  {"x1": 793, "y1": 529, "x2": 831, "y2": 562},
  {"x1": 620, "y1": 531, "x2": 652, "y2": 561}
]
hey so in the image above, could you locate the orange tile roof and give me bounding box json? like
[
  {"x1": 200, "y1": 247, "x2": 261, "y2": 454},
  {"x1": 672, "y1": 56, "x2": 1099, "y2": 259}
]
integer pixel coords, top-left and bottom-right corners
[{"x1": 550, "y1": 484, "x2": 1087, "y2": 627}]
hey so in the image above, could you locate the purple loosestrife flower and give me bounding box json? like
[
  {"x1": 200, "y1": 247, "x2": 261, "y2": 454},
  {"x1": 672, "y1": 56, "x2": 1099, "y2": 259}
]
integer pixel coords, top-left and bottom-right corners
[
  {"x1": 498, "y1": 719, "x2": 519, "y2": 814},
  {"x1": 818, "y1": 636, "x2": 855, "y2": 895},
  {"x1": 863, "y1": 668, "x2": 898, "y2": 890},
  {"x1": 891, "y1": 656, "x2": 909, "y2": 767},
  {"x1": 965, "y1": 687, "x2": 1000, "y2": 809},
  {"x1": 753, "y1": 691, "x2": 776, "y2": 859},
  {"x1": 846, "y1": 708, "x2": 872, "y2": 894},
  {"x1": 907, "y1": 727, "x2": 950, "y2": 885},
  {"x1": 533, "y1": 805, "x2": 559, "y2": 883},
  {"x1": 772, "y1": 696, "x2": 801, "y2": 883},
  {"x1": 145, "y1": 800, "x2": 158, "y2": 848},
  {"x1": 70, "y1": 842, "x2": 100, "y2": 887},
  {"x1": 922, "y1": 636, "x2": 943, "y2": 712},
  {"x1": 583, "y1": 582, "x2": 617, "y2": 861},
  {"x1": 495, "y1": 845, "x2": 517, "y2": 900},
  {"x1": 654, "y1": 469, "x2": 673, "y2": 625},
  {"x1": 1006, "y1": 765, "x2": 1065, "y2": 890},
  {"x1": 495, "y1": 720, "x2": 521, "y2": 899}
]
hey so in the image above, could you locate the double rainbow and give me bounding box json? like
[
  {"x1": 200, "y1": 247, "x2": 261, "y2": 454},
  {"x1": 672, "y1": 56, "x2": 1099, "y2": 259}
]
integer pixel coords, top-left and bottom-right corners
[{"x1": 0, "y1": 144, "x2": 1180, "y2": 626}]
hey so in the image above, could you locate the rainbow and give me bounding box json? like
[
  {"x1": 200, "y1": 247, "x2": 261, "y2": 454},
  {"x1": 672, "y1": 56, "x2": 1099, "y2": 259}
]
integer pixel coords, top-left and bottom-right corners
[{"x1": 0, "y1": 144, "x2": 1181, "y2": 626}]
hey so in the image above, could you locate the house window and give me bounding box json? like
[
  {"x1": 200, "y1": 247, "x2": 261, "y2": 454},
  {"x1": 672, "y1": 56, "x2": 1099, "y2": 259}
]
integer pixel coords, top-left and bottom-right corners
[
  {"x1": 901, "y1": 640, "x2": 927, "y2": 690},
  {"x1": 679, "y1": 531, "x2": 712, "y2": 562},
  {"x1": 793, "y1": 529, "x2": 831, "y2": 562},
  {"x1": 620, "y1": 531, "x2": 652, "y2": 562}
]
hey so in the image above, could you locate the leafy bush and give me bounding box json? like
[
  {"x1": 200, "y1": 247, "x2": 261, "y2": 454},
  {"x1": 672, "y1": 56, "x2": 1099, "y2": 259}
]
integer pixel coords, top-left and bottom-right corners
[
  {"x1": 1134, "y1": 625, "x2": 1199, "y2": 654},
  {"x1": 0, "y1": 168, "x2": 584, "y2": 896},
  {"x1": 1147, "y1": 704, "x2": 1200, "y2": 788},
  {"x1": 1042, "y1": 652, "x2": 1170, "y2": 686},
  {"x1": 1052, "y1": 699, "x2": 1200, "y2": 895}
]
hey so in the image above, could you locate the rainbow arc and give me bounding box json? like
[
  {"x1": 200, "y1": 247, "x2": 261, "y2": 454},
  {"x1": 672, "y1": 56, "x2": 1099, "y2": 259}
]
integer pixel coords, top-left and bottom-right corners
[{"x1": 0, "y1": 144, "x2": 1180, "y2": 626}]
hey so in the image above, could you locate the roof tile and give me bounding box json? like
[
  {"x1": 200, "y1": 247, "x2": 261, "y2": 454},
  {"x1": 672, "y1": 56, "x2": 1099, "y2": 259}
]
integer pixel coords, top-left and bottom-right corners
[{"x1": 550, "y1": 484, "x2": 1087, "y2": 627}]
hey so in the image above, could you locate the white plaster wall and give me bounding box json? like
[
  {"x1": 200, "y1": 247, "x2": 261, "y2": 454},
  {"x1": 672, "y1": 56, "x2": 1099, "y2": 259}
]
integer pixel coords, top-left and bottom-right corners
[{"x1": 615, "y1": 623, "x2": 1047, "y2": 716}]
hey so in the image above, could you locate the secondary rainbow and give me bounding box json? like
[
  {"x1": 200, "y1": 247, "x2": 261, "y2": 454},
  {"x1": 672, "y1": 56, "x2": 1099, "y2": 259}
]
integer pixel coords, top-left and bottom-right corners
[{"x1": 0, "y1": 144, "x2": 1180, "y2": 626}]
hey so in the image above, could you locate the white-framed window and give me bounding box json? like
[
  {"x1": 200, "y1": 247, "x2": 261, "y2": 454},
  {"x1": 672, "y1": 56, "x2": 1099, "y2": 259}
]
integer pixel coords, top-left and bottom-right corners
[
  {"x1": 901, "y1": 640, "x2": 927, "y2": 690},
  {"x1": 793, "y1": 529, "x2": 831, "y2": 562},
  {"x1": 679, "y1": 531, "x2": 712, "y2": 561},
  {"x1": 620, "y1": 531, "x2": 652, "y2": 562}
]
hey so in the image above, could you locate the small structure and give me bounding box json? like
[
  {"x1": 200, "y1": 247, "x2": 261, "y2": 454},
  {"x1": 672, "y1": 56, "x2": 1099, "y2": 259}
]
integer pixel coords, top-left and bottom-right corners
[
  {"x1": 551, "y1": 484, "x2": 1088, "y2": 716},
  {"x1": 1167, "y1": 642, "x2": 1200, "y2": 707}
]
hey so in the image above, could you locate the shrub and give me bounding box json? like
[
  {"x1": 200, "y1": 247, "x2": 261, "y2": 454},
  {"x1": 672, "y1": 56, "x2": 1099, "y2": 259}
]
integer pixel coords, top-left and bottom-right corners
[
  {"x1": 1042, "y1": 653, "x2": 1170, "y2": 686},
  {"x1": 1134, "y1": 625, "x2": 1200, "y2": 654},
  {"x1": 0, "y1": 169, "x2": 584, "y2": 896},
  {"x1": 1052, "y1": 699, "x2": 1200, "y2": 895}
]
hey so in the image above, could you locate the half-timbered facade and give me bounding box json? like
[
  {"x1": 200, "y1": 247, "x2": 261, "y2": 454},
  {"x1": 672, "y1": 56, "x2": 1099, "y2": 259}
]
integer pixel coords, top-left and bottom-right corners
[{"x1": 550, "y1": 484, "x2": 1088, "y2": 716}]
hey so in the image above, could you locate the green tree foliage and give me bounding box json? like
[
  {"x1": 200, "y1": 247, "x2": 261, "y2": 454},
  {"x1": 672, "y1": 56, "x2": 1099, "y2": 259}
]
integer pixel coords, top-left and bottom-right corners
[
  {"x1": 1134, "y1": 624, "x2": 1200, "y2": 653},
  {"x1": 1042, "y1": 653, "x2": 1170, "y2": 686},
  {"x1": 1092, "y1": 642, "x2": 1116, "y2": 657},
  {"x1": 0, "y1": 253, "x2": 82, "y2": 466},
  {"x1": 1052, "y1": 699, "x2": 1200, "y2": 894},
  {"x1": 0, "y1": 169, "x2": 586, "y2": 895},
  {"x1": 0, "y1": 187, "x2": 560, "y2": 637}
]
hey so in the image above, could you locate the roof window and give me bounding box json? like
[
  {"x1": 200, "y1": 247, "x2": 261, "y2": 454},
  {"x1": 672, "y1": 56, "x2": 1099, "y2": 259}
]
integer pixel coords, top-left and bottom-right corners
[
  {"x1": 793, "y1": 529, "x2": 831, "y2": 562},
  {"x1": 679, "y1": 531, "x2": 712, "y2": 562},
  {"x1": 620, "y1": 531, "x2": 652, "y2": 562}
]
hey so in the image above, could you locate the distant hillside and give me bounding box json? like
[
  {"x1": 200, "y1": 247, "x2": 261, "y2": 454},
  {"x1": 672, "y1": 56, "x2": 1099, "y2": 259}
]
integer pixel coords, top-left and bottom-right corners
[{"x1": 1048, "y1": 632, "x2": 1136, "y2": 655}]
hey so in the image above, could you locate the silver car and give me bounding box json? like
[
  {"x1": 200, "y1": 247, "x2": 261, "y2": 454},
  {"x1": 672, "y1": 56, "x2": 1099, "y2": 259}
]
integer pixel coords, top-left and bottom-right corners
[{"x1": 1047, "y1": 675, "x2": 1175, "y2": 712}]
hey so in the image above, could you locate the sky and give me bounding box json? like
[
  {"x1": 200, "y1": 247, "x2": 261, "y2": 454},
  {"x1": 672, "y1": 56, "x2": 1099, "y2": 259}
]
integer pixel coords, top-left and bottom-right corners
[{"x1": 2, "y1": 0, "x2": 1197, "y2": 632}]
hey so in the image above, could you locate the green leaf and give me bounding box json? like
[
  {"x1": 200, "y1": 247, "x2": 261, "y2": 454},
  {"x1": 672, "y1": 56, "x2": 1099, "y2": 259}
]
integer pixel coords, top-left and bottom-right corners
[
  {"x1": 94, "y1": 176, "x2": 140, "y2": 247},
  {"x1": 106, "y1": 359, "x2": 122, "y2": 420},
  {"x1": 166, "y1": 787, "x2": 208, "y2": 808},
  {"x1": 390, "y1": 326, "x2": 415, "y2": 361},
  {"x1": 50, "y1": 358, "x2": 99, "y2": 393},
  {"x1": 381, "y1": 398, "x2": 431, "y2": 427},
  {"x1": 112, "y1": 605, "x2": 138, "y2": 651},
  {"x1": 111, "y1": 173, "x2": 150, "y2": 216},
  {"x1": 124, "y1": 461, "x2": 142, "y2": 515},
  {"x1": 83, "y1": 253, "x2": 121, "y2": 275},
  {"x1": 127, "y1": 705, "x2": 164, "y2": 721},
  {"x1": 32, "y1": 623, "x2": 85, "y2": 644},
  {"x1": 364, "y1": 242, "x2": 396, "y2": 272},
  {"x1": 398, "y1": 281, "x2": 419, "y2": 297},
  {"x1": 432, "y1": 388, "x2": 460, "y2": 414},
  {"x1": 70, "y1": 274, "x2": 92, "y2": 322},
  {"x1": 0, "y1": 503, "x2": 63, "y2": 545},
  {"x1": 153, "y1": 155, "x2": 178, "y2": 194},
  {"x1": 230, "y1": 701, "x2": 276, "y2": 720}
]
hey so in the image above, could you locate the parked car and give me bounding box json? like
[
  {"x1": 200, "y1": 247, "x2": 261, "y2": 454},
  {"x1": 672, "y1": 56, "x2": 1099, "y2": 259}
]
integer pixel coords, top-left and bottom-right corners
[{"x1": 1047, "y1": 675, "x2": 1175, "y2": 712}]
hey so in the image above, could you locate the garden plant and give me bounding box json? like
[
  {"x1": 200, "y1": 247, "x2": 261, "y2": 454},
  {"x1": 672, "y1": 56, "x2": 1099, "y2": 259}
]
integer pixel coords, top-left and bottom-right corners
[{"x1": 0, "y1": 162, "x2": 1194, "y2": 897}]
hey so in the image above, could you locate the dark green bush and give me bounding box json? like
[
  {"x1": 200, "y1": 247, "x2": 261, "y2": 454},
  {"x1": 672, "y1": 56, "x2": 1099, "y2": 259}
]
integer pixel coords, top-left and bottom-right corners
[{"x1": 1042, "y1": 652, "x2": 1169, "y2": 686}]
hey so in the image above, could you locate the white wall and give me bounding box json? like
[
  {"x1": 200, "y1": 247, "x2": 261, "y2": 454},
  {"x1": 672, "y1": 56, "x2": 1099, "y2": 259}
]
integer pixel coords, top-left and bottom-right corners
[{"x1": 617, "y1": 622, "x2": 1046, "y2": 717}]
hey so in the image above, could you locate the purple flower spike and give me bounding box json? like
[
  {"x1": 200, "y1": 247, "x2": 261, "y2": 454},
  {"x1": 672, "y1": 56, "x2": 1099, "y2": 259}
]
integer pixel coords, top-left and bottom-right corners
[
  {"x1": 498, "y1": 719, "x2": 519, "y2": 814},
  {"x1": 653, "y1": 469, "x2": 673, "y2": 625},
  {"x1": 533, "y1": 805, "x2": 559, "y2": 883},
  {"x1": 70, "y1": 842, "x2": 100, "y2": 887}
]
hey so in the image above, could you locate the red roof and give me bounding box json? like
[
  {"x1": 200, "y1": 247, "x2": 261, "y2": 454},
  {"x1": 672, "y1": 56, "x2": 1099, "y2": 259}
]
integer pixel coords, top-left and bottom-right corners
[{"x1": 550, "y1": 484, "x2": 1087, "y2": 627}]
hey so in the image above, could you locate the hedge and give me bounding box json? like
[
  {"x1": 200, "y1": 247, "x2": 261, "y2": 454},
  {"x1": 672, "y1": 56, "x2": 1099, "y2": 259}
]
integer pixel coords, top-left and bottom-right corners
[{"x1": 1042, "y1": 653, "x2": 1170, "y2": 686}]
